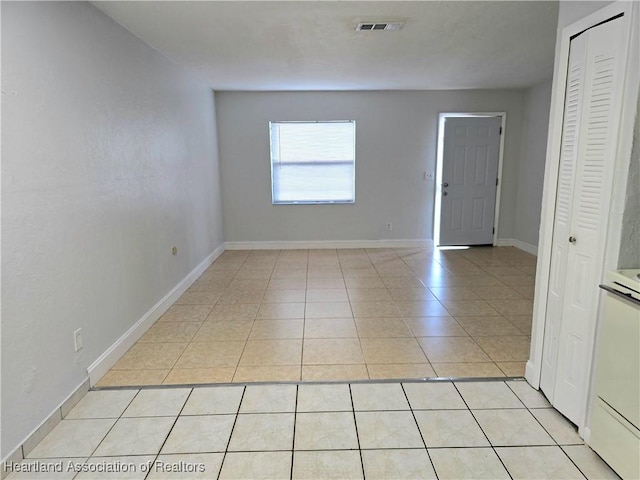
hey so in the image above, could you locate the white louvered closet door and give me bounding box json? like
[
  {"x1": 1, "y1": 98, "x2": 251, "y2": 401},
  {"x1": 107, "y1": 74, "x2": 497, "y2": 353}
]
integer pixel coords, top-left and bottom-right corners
[
  {"x1": 541, "y1": 15, "x2": 628, "y2": 425},
  {"x1": 540, "y1": 32, "x2": 587, "y2": 402}
]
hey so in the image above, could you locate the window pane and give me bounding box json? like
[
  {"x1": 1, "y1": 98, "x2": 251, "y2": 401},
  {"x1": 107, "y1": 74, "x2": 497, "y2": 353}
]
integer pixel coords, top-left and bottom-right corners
[
  {"x1": 270, "y1": 121, "x2": 355, "y2": 204},
  {"x1": 273, "y1": 163, "x2": 355, "y2": 203}
]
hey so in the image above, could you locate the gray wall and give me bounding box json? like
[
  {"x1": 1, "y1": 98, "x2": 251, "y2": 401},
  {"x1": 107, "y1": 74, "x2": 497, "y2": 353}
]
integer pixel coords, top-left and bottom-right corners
[
  {"x1": 515, "y1": 80, "x2": 553, "y2": 248},
  {"x1": 216, "y1": 90, "x2": 525, "y2": 243},
  {"x1": 1, "y1": 2, "x2": 223, "y2": 458},
  {"x1": 557, "y1": 1, "x2": 614, "y2": 29},
  {"x1": 618, "y1": 98, "x2": 640, "y2": 268}
]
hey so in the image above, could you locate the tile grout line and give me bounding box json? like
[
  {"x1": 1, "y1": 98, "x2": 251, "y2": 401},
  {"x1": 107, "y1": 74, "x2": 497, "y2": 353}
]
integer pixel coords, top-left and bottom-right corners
[
  {"x1": 452, "y1": 381, "x2": 514, "y2": 480},
  {"x1": 300, "y1": 252, "x2": 309, "y2": 382},
  {"x1": 230, "y1": 251, "x2": 263, "y2": 382},
  {"x1": 289, "y1": 384, "x2": 299, "y2": 480},
  {"x1": 347, "y1": 252, "x2": 371, "y2": 381},
  {"x1": 77, "y1": 387, "x2": 145, "y2": 474},
  {"x1": 174, "y1": 255, "x2": 244, "y2": 385},
  {"x1": 63, "y1": 389, "x2": 143, "y2": 479},
  {"x1": 518, "y1": 388, "x2": 591, "y2": 479},
  {"x1": 348, "y1": 384, "x2": 367, "y2": 480},
  {"x1": 400, "y1": 382, "x2": 440, "y2": 480},
  {"x1": 296, "y1": 302, "x2": 307, "y2": 377},
  {"x1": 59, "y1": 388, "x2": 144, "y2": 479},
  {"x1": 142, "y1": 387, "x2": 195, "y2": 480},
  {"x1": 161, "y1": 320, "x2": 210, "y2": 384},
  {"x1": 217, "y1": 385, "x2": 246, "y2": 480},
  {"x1": 557, "y1": 445, "x2": 592, "y2": 480}
]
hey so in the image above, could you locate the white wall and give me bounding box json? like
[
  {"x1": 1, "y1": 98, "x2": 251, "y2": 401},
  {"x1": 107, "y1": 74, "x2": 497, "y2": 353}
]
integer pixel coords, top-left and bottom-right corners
[
  {"x1": 618, "y1": 94, "x2": 640, "y2": 268},
  {"x1": 515, "y1": 80, "x2": 553, "y2": 248},
  {"x1": 216, "y1": 90, "x2": 525, "y2": 244},
  {"x1": 1, "y1": 2, "x2": 223, "y2": 458},
  {"x1": 557, "y1": 1, "x2": 614, "y2": 29}
]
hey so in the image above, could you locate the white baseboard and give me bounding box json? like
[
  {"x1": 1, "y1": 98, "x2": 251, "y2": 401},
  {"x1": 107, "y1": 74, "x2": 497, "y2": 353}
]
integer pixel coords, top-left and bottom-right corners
[
  {"x1": 224, "y1": 239, "x2": 434, "y2": 250},
  {"x1": 496, "y1": 238, "x2": 538, "y2": 256},
  {"x1": 87, "y1": 244, "x2": 225, "y2": 386},
  {"x1": 1, "y1": 446, "x2": 23, "y2": 480},
  {"x1": 1, "y1": 378, "x2": 90, "y2": 474}
]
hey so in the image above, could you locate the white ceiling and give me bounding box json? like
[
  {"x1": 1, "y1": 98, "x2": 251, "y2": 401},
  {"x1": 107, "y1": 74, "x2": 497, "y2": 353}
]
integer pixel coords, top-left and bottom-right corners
[{"x1": 93, "y1": 1, "x2": 559, "y2": 91}]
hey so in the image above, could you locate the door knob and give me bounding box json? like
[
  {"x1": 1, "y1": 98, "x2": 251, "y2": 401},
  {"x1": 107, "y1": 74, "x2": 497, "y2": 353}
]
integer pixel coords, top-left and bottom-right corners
[
  {"x1": 443, "y1": 182, "x2": 449, "y2": 187},
  {"x1": 569, "y1": 235, "x2": 577, "y2": 243}
]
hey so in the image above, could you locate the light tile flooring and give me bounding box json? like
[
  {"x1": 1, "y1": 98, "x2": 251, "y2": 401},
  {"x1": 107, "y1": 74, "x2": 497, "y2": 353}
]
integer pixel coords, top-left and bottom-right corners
[
  {"x1": 7, "y1": 380, "x2": 619, "y2": 479},
  {"x1": 99, "y1": 247, "x2": 536, "y2": 387}
]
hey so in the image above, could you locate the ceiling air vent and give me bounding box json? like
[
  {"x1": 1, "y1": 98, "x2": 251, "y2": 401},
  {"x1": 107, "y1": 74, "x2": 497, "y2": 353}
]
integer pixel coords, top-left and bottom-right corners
[{"x1": 356, "y1": 21, "x2": 405, "y2": 31}]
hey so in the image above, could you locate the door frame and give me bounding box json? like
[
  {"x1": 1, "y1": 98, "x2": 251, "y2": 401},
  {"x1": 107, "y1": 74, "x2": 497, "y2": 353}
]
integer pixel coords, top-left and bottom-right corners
[
  {"x1": 434, "y1": 112, "x2": 506, "y2": 247},
  {"x1": 526, "y1": 0, "x2": 639, "y2": 435}
]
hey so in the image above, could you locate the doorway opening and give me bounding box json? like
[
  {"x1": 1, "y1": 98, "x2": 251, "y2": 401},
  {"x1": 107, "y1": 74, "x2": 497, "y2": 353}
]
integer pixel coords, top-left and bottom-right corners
[{"x1": 434, "y1": 113, "x2": 506, "y2": 247}]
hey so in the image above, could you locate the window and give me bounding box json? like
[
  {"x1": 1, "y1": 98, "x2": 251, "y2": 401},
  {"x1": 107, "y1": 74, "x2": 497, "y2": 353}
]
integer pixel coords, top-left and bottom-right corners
[{"x1": 270, "y1": 121, "x2": 355, "y2": 204}]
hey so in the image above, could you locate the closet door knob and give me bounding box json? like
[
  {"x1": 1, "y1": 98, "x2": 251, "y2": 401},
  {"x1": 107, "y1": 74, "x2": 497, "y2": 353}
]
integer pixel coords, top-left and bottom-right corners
[{"x1": 569, "y1": 235, "x2": 577, "y2": 244}]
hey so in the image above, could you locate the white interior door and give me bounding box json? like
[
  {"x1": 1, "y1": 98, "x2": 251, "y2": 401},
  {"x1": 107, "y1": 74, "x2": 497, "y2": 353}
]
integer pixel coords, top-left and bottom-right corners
[
  {"x1": 439, "y1": 116, "x2": 501, "y2": 246},
  {"x1": 540, "y1": 31, "x2": 587, "y2": 402},
  {"x1": 540, "y1": 15, "x2": 628, "y2": 426}
]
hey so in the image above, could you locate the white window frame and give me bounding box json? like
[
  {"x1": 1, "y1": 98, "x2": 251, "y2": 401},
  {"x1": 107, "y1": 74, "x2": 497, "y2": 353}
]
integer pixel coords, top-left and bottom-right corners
[{"x1": 269, "y1": 120, "x2": 356, "y2": 205}]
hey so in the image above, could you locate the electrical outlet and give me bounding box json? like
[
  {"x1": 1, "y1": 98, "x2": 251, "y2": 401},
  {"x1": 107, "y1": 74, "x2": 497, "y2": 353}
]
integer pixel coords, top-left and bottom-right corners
[
  {"x1": 386, "y1": 223, "x2": 392, "y2": 231},
  {"x1": 73, "y1": 329, "x2": 83, "y2": 352}
]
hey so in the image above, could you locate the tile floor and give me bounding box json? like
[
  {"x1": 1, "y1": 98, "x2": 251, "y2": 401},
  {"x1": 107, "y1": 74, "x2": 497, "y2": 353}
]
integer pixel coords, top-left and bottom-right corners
[
  {"x1": 6, "y1": 380, "x2": 619, "y2": 479},
  {"x1": 99, "y1": 247, "x2": 536, "y2": 387}
]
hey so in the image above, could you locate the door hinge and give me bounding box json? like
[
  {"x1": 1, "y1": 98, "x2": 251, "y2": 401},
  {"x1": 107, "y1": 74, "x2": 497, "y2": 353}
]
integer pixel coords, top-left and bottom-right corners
[
  {"x1": 496, "y1": 178, "x2": 499, "y2": 186},
  {"x1": 499, "y1": 126, "x2": 503, "y2": 135},
  {"x1": 492, "y1": 227, "x2": 495, "y2": 234}
]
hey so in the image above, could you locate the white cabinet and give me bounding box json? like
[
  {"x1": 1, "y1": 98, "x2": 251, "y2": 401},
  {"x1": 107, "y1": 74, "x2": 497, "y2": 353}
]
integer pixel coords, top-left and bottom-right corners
[{"x1": 590, "y1": 270, "x2": 640, "y2": 479}]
